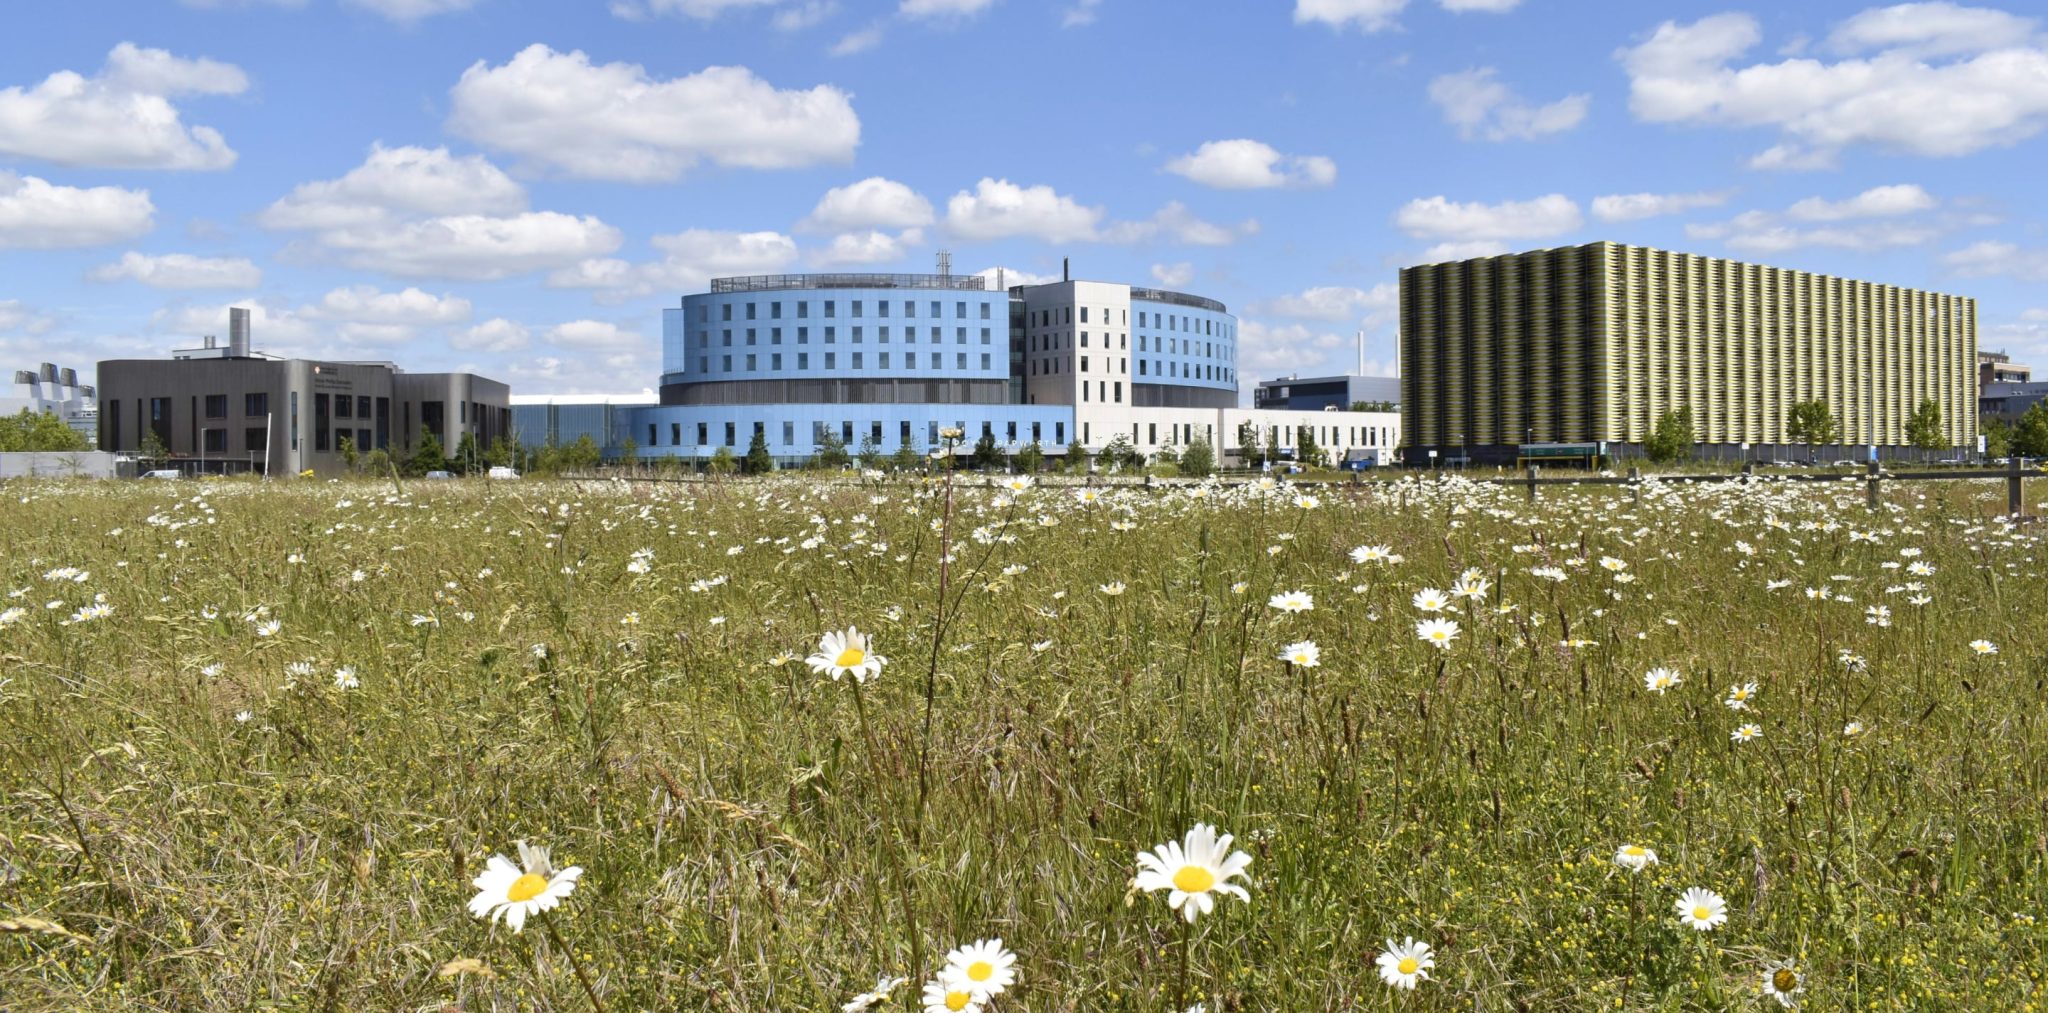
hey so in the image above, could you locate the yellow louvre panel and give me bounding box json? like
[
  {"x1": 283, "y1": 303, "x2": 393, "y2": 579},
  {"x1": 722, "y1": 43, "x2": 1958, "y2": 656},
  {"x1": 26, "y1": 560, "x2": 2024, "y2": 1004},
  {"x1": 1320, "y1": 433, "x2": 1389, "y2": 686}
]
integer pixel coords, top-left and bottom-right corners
[
  {"x1": 1498, "y1": 257, "x2": 1526, "y2": 445},
  {"x1": 1556, "y1": 250, "x2": 1586, "y2": 442},
  {"x1": 1470, "y1": 258, "x2": 1497, "y2": 445},
  {"x1": 1442, "y1": 264, "x2": 1466, "y2": 444},
  {"x1": 1528, "y1": 252, "x2": 1554, "y2": 443}
]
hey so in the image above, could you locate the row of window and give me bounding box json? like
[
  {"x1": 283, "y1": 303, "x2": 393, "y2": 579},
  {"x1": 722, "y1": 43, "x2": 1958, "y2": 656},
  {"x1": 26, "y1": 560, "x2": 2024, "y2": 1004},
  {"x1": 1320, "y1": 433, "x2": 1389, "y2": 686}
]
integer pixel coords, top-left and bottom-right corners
[
  {"x1": 1027, "y1": 330, "x2": 1233, "y2": 362},
  {"x1": 202, "y1": 392, "x2": 271, "y2": 419},
  {"x1": 644, "y1": 418, "x2": 1069, "y2": 449},
  {"x1": 702, "y1": 299, "x2": 996, "y2": 322},
  {"x1": 697, "y1": 352, "x2": 996, "y2": 374},
  {"x1": 1027, "y1": 305, "x2": 1232, "y2": 339},
  {"x1": 695, "y1": 326, "x2": 995, "y2": 348},
  {"x1": 1028, "y1": 354, "x2": 1235, "y2": 384}
]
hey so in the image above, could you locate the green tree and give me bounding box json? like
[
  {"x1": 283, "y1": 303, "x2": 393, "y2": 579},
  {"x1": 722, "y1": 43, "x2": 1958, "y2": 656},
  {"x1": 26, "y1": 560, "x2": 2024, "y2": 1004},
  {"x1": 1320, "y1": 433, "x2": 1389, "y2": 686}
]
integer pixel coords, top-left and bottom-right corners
[
  {"x1": 707, "y1": 446, "x2": 738, "y2": 474},
  {"x1": 1643, "y1": 407, "x2": 1696, "y2": 465},
  {"x1": 619, "y1": 437, "x2": 639, "y2": 474},
  {"x1": 1101, "y1": 434, "x2": 1142, "y2": 471},
  {"x1": 138, "y1": 425, "x2": 169, "y2": 461},
  {"x1": 0, "y1": 409, "x2": 91, "y2": 452},
  {"x1": 1786, "y1": 401, "x2": 1838, "y2": 447},
  {"x1": 1263, "y1": 428, "x2": 1281, "y2": 469},
  {"x1": 813, "y1": 430, "x2": 851, "y2": 470},
  {"x1": 1295, "y1": 426, "x2": 1324, "y2": 469},
  {"x1": 2012, "y1": 401, "x2": 2048, "y2": 458},
  {"x1": 338, "y1": 434, "x2": 359, "y2": 472},
  {"x1": 1016, "y1": 439, "x2": 1044, "y2": 474},
  {"x1": 485, "y1": 435, "x2": 514, "y2": 468},
  {"x1": 743, "y1": 426, "x2": 774, "y2": 474},
  {"x1": 971, "y1": 431, "x2": 1001, "y2": 470},
  {"x1": 856, "y1": 432, "x2": 883, "y2": 471},
  {"x1": 889, "y1": 439, "x2": 920, "y2": 472},
  {"x1": 362, "y1": 448, "x2": 391, "y2": 477},
  {"x1": 452, "y1": 432, "x2": 482, "y2": 475},
  {"x1": 1237, "y1": 420, "x2": 1261, "y2": 467},
  {"x1": 1349, "y1": 400, "x2": 1397, "y2": 413},
  {"x1": 1906, "y1": 399, "x2": 1947, "y2": 450},
  {"x1": 562, "y1": 434, "x2": 602, "y2": 472},
  {"x1": 1179, "y1": 435, "x2": 1215, "y2": 477},
  {"x1": 1983, "y1": 415, "x2": 2013, "y2": 458},
  {"x1": 407, "y1": 429, "x2": 446, "y2": 476},
  {"x1": 1064, "y1": 439, "x2": 1089, "y2": 472}
]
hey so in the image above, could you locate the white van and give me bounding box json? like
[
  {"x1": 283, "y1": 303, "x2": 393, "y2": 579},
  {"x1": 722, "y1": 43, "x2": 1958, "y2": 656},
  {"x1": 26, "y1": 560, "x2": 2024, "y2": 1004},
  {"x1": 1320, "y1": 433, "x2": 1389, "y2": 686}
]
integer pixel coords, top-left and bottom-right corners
[{"x1": 487, "y1": 466, "x2": 520, "y2": 480}]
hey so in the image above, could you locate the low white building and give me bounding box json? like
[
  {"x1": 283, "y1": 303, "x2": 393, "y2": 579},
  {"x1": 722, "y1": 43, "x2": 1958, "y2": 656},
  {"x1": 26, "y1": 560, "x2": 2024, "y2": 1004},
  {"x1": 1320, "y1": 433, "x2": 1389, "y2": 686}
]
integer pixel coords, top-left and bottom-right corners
[{"x1": 2, "y1": 362, "x2": 98, "y2": 442}]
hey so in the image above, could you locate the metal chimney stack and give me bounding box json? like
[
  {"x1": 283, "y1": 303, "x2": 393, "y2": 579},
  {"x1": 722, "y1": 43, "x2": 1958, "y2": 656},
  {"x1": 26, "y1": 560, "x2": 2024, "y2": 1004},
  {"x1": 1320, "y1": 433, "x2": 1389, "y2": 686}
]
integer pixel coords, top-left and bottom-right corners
[{"x1": 229, "y1": 307, "x2": 251, "y2": 357}]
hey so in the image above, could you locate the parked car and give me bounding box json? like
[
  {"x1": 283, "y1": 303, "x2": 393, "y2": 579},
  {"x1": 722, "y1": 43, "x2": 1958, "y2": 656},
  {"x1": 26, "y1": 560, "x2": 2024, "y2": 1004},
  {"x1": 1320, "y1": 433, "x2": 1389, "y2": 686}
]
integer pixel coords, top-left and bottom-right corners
[
  {"x1": 424, "y1": 470, "x2": 456, "y2": 480},
  {"x1": 487, "y1": 466, "x2": 520, "y2": 480},
  {"x1": 142, "y1": 469, "x2": 181, "y2": 480}
]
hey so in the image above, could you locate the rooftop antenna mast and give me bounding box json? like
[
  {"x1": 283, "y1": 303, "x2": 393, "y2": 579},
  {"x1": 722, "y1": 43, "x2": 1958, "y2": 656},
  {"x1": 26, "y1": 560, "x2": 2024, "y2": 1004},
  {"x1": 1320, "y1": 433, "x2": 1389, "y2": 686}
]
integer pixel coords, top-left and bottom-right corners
[{"x1": 936, "y1": 249, "x2": 952, "y2": 278}]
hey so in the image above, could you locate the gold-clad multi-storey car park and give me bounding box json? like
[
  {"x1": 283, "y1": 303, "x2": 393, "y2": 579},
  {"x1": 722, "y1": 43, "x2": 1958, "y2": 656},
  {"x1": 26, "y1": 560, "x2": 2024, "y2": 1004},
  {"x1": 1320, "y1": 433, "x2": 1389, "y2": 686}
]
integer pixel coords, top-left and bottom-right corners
[{"x1": 1399, "y1": 241, "x2": 1978, "y2": 464}]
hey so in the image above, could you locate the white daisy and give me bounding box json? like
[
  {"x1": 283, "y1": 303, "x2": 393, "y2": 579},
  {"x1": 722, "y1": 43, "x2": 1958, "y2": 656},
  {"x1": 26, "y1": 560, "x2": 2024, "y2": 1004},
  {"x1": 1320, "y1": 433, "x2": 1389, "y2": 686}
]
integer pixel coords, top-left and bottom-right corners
[
  {"x1": 1268, "y1": 590, "x2": 1313, "y2": 613},
  {"x1": 1675, "y1": 887, "x2": 1727, "y2": 931},
  {"x1": 807, "y1": 627, "x2": 886, "y2": 683},
  {"x1": 467, "y1": 841, "x2": 583, "y2": 934},
  {"x1": 1644, "y1": 667, "x2": 1682, "y2": 694},
  {"x1": 1732, "y1": 723, "x2": 1762, "y2": 743},
  {"x1": 1723, "y1": 682, "x2": 1757, "y2": 710},
  {"x1": 1761, "y1": 959, "x2": 1805, "y2": 1008},
  {"x1": 1277, "y1": 640, "x2": 1321, "y2": 667},
  {"x1": 1134, "y1": 823, "x2": 1253, "y2": 922},
  {"x1": 843, "y1": 975, "x2": 908, "y2": 1012},
  {"x1": 1415, "y1": 617, "x2": 1459, "y2": 649},
  {"x1": 1375, "y1": 937, "x2": 1435, "y2": 990},
  {"x1": 920, "y1": 976, "x2": 982, "y2": 1013},
  {"x1": 1614, "y1": 844, "x2": 1658, "y2": 872},
  {"x1": 941, "y1": 938, "x2": 1016, "y2": 997}
]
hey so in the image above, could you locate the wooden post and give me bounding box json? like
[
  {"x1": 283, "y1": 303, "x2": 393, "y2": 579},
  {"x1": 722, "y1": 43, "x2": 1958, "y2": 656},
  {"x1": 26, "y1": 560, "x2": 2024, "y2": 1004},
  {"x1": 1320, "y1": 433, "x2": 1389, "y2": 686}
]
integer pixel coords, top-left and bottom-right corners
[
  {"x1": 1628, "y1": 466, "x2": 1642, "y2": 505},
  {"x1": 1865, "y1": 460, "x2": 1880, "y2": 511},
  {"x1": 1525, "y1": 466, "x2": 1538, "y2": 503},
  {"x1": 2010, "y1": 455, "x2": 2025, "y2": 517},
  {"x1": 1741, "y1": 461, "x2": 1755, "y2": 479}
]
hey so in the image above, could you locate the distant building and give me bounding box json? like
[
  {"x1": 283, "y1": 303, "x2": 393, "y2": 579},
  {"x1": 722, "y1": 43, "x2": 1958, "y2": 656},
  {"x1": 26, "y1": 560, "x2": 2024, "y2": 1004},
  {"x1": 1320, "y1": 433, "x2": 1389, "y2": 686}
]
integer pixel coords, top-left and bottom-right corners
[
  {"x1": 97, "y1": 310, "x2": 510, "y2": 475},
  {"x1": 1254, "y1": 374, "x2": 1399, "y2": 412},
  {"x1": 1979, "y1": 350, "x2": 2031, "y2": 387},
  {"x1": 2, "y1": 361, "x2": 98, "y2": 441},
  {"x1": 511, "y1": 393, "x2": 658, "y2": 451},
  {"x1": 1400, "y1": 241, "x2": 1978, "y2": 465},
  {"x1": 1980, "y1": 381, "x2": 2048, "y2": 422}
]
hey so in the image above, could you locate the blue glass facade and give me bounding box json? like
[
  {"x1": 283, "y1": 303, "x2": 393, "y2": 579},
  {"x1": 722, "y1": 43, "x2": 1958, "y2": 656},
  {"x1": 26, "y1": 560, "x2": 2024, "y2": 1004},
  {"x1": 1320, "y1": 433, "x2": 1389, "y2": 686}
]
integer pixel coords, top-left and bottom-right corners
[
  {"x1": 1131, "y1": 296, "x2": 1236, "y2": 394},
  {"x1": 663, "y1": 287, "x2": 1012, "y2": 389}
]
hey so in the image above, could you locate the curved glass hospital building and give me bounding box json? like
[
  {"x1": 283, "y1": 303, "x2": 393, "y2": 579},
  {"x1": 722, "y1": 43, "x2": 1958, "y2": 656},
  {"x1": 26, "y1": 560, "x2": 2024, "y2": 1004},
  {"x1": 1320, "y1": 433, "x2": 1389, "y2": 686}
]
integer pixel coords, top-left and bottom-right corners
[{"x1": 514, "y1": 272, "x2": 1400, "y2": 466}]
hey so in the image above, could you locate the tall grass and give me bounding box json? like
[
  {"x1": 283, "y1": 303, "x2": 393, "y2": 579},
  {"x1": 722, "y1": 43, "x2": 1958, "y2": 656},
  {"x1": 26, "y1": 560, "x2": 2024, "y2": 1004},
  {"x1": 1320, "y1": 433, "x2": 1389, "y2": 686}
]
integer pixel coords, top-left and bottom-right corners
[{"x1": 1, "y1": 473, "x2": 2044, "y2": 1010}]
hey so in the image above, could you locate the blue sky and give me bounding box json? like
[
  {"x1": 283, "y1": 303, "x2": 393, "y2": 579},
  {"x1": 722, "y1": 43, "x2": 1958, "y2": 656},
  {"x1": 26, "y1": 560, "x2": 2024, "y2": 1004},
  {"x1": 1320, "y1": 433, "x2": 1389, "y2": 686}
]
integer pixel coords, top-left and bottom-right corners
[{"x1": 3, "y1": 0, "x2": 2047, "y2": 397}]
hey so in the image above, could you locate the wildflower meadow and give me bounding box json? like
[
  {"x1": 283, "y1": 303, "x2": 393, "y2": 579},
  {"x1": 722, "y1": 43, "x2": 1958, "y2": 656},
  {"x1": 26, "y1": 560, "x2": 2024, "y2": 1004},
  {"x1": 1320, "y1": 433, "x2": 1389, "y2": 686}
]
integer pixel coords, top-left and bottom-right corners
[{"x1": 2, "y1": 471, "x2": 2045, "y2": 1010}]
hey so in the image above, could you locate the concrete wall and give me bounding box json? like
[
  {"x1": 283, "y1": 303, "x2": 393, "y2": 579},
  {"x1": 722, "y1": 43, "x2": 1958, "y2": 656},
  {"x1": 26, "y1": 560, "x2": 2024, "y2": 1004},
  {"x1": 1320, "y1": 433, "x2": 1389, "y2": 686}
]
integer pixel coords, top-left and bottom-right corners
[{"x1": 0, "y1": 451, "x2": 121, "y2": 479}]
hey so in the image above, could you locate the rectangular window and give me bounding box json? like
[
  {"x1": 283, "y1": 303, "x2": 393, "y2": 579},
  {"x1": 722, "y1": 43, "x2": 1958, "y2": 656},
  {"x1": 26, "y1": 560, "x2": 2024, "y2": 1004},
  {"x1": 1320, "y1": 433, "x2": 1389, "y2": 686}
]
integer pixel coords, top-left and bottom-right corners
[
  {"x1": 797, "y1": 301, "x2": 808, "y2": 319},
  {"x1": 1115, "y1": 382, "x2": 1122, "y2": 403},
  {"x1": 1081, "y1": 307, "x2": 1090, "y2": 323},
  {"x1": 798, "y1": 353, "x2": 809, "y2": 369},
  {"x1": 980, "y1": 353, "x2": 991, "y2": 370},
  {"x1": 1082, "y1": 383, "x2": 1089, "y2": 403},
  {"x1": 746, "y1": 303, "x2": 757, "y2": 320},
  {"x1": 698, "y1": 422, "x2": 708, "y2": 445},
  {"x1": 1148, "y1": 423, "x2": 1157, "y2": 446},
  {"x1": 245, "y1": 427, "x2": 266, "y2": 454},
  {"x1": 204, "y1": 394, "x2": 227, "y2": 419},
  {"x1": 878, "y1": 301, "x2": 889, "y2": 318},
  {"x1": 907, "y1": 352, "x2": 917, "y2": 369},
  {"x1": 902, "y1": 301, "x2": 912, "y2": 318},
  {"x1": 880, "y1": 352, "x2": 891, "y2": 369},
  {"x1": 771, "y1": 301, "x2": 781, "y2": 319},
  {"x1": 335, "y1": 395, "x2": 353, "y2": 419},
  {"x1": 1056, "y1": 422, "x2": 1064, "y2": 444},
  {"x1": 722, "y1": 303, "x2": 732, "y2": 321},
  {"x1": 957, "y1": 353, "x2": 967, "y2": 369},
  {"x1": 289, "y1": 392, "x2": 298, "y2": 450},
  {"x1": 746, "y1": 328, "x2": 757, "y2": 345},
  {"x1": 647, "y1": 424, "x2": 657, "y2": 447},
  {"x1": 722, "y1": 329, "x2": 732, "y2": 346},
  {"x1": 313, "y1": 393, "x2": 329, "y2": 452},
  {"x1": 699, "y1": 357, "x2": 709, "y2": 373},
  {"x1": 797, "y1": 326, "x2": 808, "y2": 344},
  {"x1": 872, "y1": 421, "x2": 883, "y2": 445},
  {"x1": 928, "y1": 421, "x2": 939, "y2": 445},
  {"x1": 671, "y1": 422, "x2": 681, "y2": 446},
  {"x1": 198, "y1": 428, "x2": 225, "y2": 453},
  {"x1": 825, "y1": 326, "x2": 836, "y2": 343},
  {"x1": 931, "y1": 301, "x2": 941, "y2": 318},
  {"x1": 825, "y1": 352, "x2": 836, "y2": 369},
  {"x1": 772, "y1": 353, "x2": 783, "y2": 370},
  {"x1": 1081, "y1": 356, "x2": 1089, "y2": 372},
  {"x1": 782, "y1": 421, "x2": 794, "y2": 446},
  {"x1": 880, "y1": 326, "x2": 890, "y2": 343},
  {"x1": 697, "y1": 305, "x2": 708, "y2": 322},
  {"x1": 980, "y1": 302, "x2": 992, "y2": 320},
  {"x1": 956, "y1": 327, "x2": 967, "y2": 344},
  {"x1": 956, "y1": 301, "x2": 967, "y2": 318},
  {"x1": 825, "y1": 300, "x2": 836, "y2": 318},
  {"x1": 772, "y1": 327, "x2": 782, "y2": 344},
  {"x1": 843, "y1": 421, "x2": 854, "y2": 444},
  {"x1": 852, "y1": 352, "x2": 863, "y2": 369},
  {"x1": 1081, "y1": 332, "x2": 1088, "y2": 348},
  {"x1": 746, "y1": 354, "x2": 757, "y2": 370},
  {"x1": 722, "y1": 355, "x2": 732, "y2": 371},
  {"x1": 853, "y1": 326, "x2": 863, "y2": 343},
  {"x1": 852, "y1": 300, "x2": 862, "y2": 317},
  {"x1": 725, "y1": 422, "x2": 736, "y2": 446},
  {"x1": 358, "y1": 395, "x2": 371, "y2": 419}
]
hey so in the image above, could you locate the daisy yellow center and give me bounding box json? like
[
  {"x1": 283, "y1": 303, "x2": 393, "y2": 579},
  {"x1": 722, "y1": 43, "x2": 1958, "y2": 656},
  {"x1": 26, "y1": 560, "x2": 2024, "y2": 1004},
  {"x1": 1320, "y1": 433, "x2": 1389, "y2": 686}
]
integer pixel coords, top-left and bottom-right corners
[
  {"x1": 946, "y1": 990, "x2": 973, "y2": 1010},
  {"x1": 1624, "y1": 846, "x2": 1645, "y2": 857},
  {"x1": 835, "y1": 647, "x2": 866, "y2": 668},
  {"x1": 1772, "y1": 969, "x2": 1799, "y2": 992},
  {"x1": 967, "y1": 960, "x2": 993, "y2": 981},
  {"x1": 1172, "y1": 865, "x2": 1216, "y2": 893},
  {"x1": 507, "y1": 873, "x2": 548, "y2": 902},
  {"x1": 1397, "y1": 956, "x2": 1420, "y2": 975},
  {"x1": 1692, "y1": 905, "x2": 1712, "y2": 921},
  {"x1": 1431, "y1": 631, "x2": 1448, "y2": 641}
]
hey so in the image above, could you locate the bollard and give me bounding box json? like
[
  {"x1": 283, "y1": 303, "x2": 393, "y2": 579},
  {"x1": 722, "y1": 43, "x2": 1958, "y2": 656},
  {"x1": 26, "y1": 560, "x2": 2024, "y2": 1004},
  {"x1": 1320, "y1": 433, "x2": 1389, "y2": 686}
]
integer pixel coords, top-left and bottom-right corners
[
  {"x1": 1525, "y1": 466, "x2": 1538, "y2": 503},
  {"x1": 2011, "y1": 455, "x2": 2025, "y2": 517},
  {"x1": 1865, "y1": 460, "x2": 1880, "y2": 511}
]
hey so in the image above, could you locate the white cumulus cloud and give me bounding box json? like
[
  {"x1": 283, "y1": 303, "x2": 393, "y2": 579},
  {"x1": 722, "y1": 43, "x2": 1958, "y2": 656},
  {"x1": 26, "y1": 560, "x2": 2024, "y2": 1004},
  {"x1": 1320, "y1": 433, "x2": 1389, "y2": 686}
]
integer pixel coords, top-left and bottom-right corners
[
  {"x1": 900, "y1": 0, "x2": 994, "y2": 19},
  {"x1": 1428, "y1": 67, "x2": 1589, "y2": 141},
  {"x1": 810, "y1": 229, "x2": 922, "y2": 267},
  {"x1": 344, "y1": 0, "x2": 475, "y2": 21},
  {"x1": 1946, "y1": 240, "x2": 2048, "y2": 281},
  {"x1": 1294, "y1": 0, "x2": 1518, "y2": 31},
  {"x1": 1590, "y1": 190, "x2": 1733, "y2": 223},
  {"x1": 89, "y1": 251, "x2": 260, "y2": 288},
  {"x1": 1619, "y1": 8, "x2": 2048, "y2": 168},
  {"x1": 549, "y1": 228, "x2": 800, "y2": 301},
  {"x1": 1150, "y1": 262, "x2": 1194, "y2": 288},
  {"x1": 1102, "y1": 202, "x2": 1259, "y2": 247},
  {"x1": 1255, "y1": 283, "x2": 1398, "y2": 322},
  {"x1": 1786, "y1": 183, "x2": 1938, "y2": 221},
  {"x1": 306, "y1": 285, "x2": 472, "y2": 325},
  {"x1": 257, "y1": 144, "x2": 526, "y2": 230},
  {"x1": 799, "y1": 176, "x2": 934, "y2": 232},
  {"x1": 0, "y1": 172, "x2": 155, "y2": 249},
  {"x1": 946, "y1": 178, "x2": 1103, "y2": 243},
  {"x1": 1686, "y1": 186, "x2": 1951, "y2": 253},
  {"x1": 1395, "y1": 194, "x2": 1583, "y2": 243},
  {"x1": 452, "y1": 318, "x2": 532, "y2": 353},
  {"x1": 447, "y1": 44, "x2": 860, "y2": 182},
  {"x1": 546, "y1": 320, "x2": 647, "y2": 351},
  {"x1": 0, "y1": 42, "x2": 246, "y2": 170},
  {"x1": 1165, "y1": 139, "x2": 1337, "y2": 189},
  {"x1": 313, "y1": 212, "x2": 622, "y2": 281}
]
